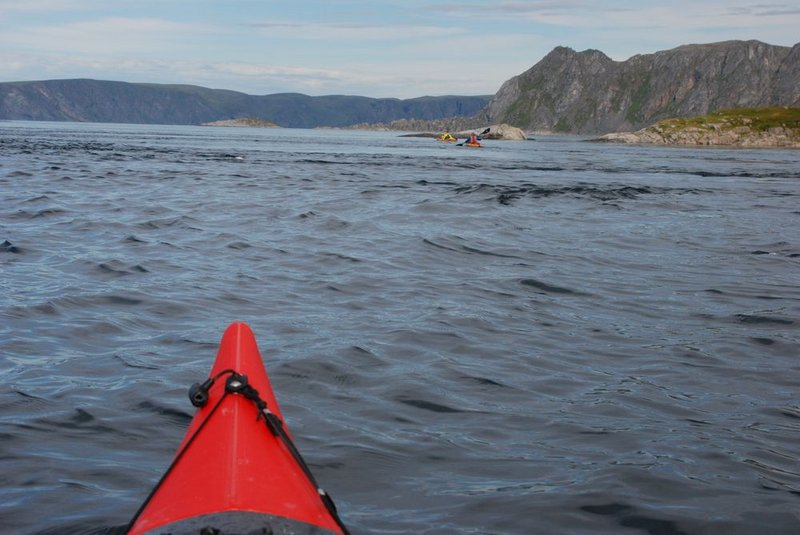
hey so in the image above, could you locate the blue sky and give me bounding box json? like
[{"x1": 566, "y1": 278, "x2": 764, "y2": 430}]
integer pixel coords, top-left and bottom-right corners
[{"x1": 1, "y1": 1, "x2": 798, "y2": 98}]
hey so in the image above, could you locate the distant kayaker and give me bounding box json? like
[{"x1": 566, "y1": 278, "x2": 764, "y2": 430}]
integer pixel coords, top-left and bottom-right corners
[{"x1": 439, "y1": 131, "x2": 456, "y2": 141}]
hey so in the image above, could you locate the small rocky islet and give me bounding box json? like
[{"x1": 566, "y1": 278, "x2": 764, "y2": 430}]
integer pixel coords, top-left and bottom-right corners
[
  {"x1": 400, "y1": 123, "x2": 528, "y2": 141},
  {"x1": 202, "y1": 117, "x2": 279, "y2": 128}
]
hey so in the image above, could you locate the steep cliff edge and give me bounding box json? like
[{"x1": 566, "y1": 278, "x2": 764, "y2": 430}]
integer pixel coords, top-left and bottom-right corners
[{"x1": 480, "y1": 41, "x2": 800, "y2": 134}]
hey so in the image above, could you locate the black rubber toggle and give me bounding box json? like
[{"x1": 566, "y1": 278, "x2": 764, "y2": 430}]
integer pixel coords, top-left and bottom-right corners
[{"x1": 189, "y1": 378, "x2": 214, "y2": 407}]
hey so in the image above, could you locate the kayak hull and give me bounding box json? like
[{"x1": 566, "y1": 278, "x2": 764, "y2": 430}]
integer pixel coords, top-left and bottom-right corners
[{"x1": 128, "y1": 322, "x2": 345, "y2": 535}]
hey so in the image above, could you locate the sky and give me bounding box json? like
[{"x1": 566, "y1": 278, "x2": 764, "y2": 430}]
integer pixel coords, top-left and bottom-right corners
[{"x1": 1, "y1": 1, "x2": 799, "y2": 99}]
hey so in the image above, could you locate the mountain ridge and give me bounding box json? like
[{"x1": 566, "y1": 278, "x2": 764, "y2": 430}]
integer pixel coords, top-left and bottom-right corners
[
  {"x1": 0, "y1": 78, "x2": 491, "y2": 128},
  {"x1": 2, "y1": 40, "x2": 799, "y2": 133},
  {"x1": 478, "y1": 40, "x2": 800, "y2": 134}
]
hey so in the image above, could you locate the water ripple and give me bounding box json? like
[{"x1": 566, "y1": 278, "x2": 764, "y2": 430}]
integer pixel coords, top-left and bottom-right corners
[{"x1": 1, "y1": 123, "x2": 798, "y2": 534}]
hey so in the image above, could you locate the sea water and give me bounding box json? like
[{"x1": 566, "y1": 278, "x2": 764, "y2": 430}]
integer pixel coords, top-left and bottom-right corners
[{"x1": 1, "y1": 121, "x2": 799, "y2": 534}]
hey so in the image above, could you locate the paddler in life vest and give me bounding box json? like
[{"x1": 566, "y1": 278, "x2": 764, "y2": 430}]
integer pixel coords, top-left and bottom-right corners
[
  {"x1": 439, "y1": 131, "x2": 456, "y2": 142},
  {"x1": 467, "y1": 132, "x2": 480, "y2": 145}
]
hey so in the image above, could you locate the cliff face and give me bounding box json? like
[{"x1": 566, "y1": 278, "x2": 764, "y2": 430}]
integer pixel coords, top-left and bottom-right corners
[
  {"x1": 481, "y1": 40, "x2": 800, "y2": 134},
  {"x1": 0, "y1": 79, "x2": 490, "y2": 127}
]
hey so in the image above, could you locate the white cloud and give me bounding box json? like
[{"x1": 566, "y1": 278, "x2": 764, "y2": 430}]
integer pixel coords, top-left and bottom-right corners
[
  {"x1": 430, "y1": 1, "x2": 800, "y2": 31},
  {"x1": 248, "y1": 20, "x2": 466, "y2": 41},
  {"x1": 0, "y1": 48, "x2": 504, "y2": 97},
  {"x1": 1, "y1": 17, "x2": 201, "y2": 56},
  {"x1": 0, "y1": 0, "x2": 85, "y2": 16},
  {"x1": 1, "y1": 1, "x2": 797, "y2": 97}
]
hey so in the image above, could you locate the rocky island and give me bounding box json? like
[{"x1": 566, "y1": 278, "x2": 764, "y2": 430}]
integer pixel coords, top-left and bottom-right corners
[
  {"x1": 202, "y1": 117, "x2": 279, "y2": 128},
  {"x1": 400, "y1": 123, "x2": 527, "y2": 141},
  {"x1": 597, "y1": 107, "x2": 800, "y2": 148}
]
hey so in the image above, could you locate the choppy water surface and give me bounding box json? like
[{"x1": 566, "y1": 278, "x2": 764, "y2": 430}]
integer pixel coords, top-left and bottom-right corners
[{"x1": 1, "y1": 121, "x2": 798, "y2": 534}]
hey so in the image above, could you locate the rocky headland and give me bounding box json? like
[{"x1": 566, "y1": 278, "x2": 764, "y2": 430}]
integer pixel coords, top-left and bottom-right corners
[{"x1": 597, "y1": 107, "x2": 800, "y2": 148}]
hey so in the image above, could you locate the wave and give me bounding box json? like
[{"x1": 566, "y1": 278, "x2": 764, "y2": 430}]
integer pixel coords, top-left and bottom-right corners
[
  {"x1": 451, "y1": 182, "x2": 707, "y2": 205},
  {"x1": 422, "y1": 238, "x2": 526, "y2": 259},
  {"x1": 520, "y1": 278, "x2": 589, "y2": 296},
  {"x1": 2, "y1": 239, "x2": 22, "y2": 253},
  {"x1": 96, "y1": 261, "x2": 150, "y2": 277}
]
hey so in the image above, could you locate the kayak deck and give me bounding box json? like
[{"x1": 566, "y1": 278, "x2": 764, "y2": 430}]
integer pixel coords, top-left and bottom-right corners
[
  {"x1": 127, "y1": 322, "x2": 347, "y2": 535},
  {"x1": 142, "y1": 511, "x2": 341, "y2": 534}
]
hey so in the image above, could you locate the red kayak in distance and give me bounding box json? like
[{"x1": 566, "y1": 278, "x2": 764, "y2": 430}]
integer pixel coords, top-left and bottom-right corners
[{"x1": 127, "y1": 322, "x2": 348, "y2": 535}]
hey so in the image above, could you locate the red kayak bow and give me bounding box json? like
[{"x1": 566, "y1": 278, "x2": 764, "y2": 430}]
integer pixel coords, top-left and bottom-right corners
[{"x1": 127, "y1": 322, "x2": 348, "y2": 535}]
